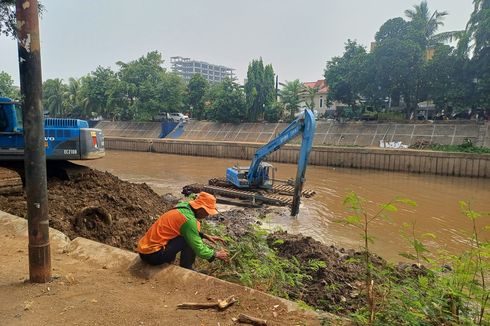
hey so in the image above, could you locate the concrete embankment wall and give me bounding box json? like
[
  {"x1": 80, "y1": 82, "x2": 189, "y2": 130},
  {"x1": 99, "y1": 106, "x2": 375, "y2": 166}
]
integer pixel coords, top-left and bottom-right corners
[
  {"x1": 95, "y1": 121, "x2": 161, "y2": 138},
  {"x1": 95, "y1": 121, "x2": 490, "y2": 148},
  {"x1": 105, "y1": 137, "x2": 490, "y2": 178},
  {"x1": 175, "y1": 120, "x2": 490, "y2": 148}
]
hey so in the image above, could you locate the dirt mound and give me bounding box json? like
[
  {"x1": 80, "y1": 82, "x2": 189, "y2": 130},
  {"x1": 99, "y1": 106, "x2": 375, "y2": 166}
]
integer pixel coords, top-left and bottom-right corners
[
  {"x1": 268, "y1": 231, "x2": 387, "y2": 313},
  {"x1": 205, "y1": 205, "x2": 393, "y2": 315},
  {"x1": 0, "y1": 168, "x2": 172, "y2": 251}
]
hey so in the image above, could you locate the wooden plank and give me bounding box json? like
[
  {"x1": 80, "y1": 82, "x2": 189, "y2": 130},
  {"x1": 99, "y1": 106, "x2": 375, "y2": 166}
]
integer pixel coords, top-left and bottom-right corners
[
  {"x1": 375, "y1": 153, "x2": 382, "y2": 170},
  {"x1": 389, "y1": 154, "x2": 396, "y2": 171},
  {"x1": 402, "y1": 155, "x2": 409, "y2": 171},
  {"x1": 393, "y1": 154, "x2": 399, "y2": 171},
  {"x1": 0, "y1": 167, "x2": 23, "y2": 195},
  {"x1": 471, "y1": 159, "x2": 480, "y2": 177},
  {"x1": 412, "y1": 155, "x2": 420, "y2": 173}
]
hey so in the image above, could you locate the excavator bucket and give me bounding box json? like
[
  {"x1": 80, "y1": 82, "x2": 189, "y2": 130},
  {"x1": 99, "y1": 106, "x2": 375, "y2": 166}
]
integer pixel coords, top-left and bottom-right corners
[{"x1": 290, "y1": 109, "x2": 316, "y2": 216}]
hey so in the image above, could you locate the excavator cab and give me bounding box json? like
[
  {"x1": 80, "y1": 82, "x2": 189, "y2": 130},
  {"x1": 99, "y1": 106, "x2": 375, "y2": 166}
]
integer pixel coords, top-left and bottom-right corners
[
  {"x1": 0, "y1": 99, "x2": 23, "y2": 132},
  {"x1": 0, "y1": 99, "x2": 24, "y2": 156},
  {"x1": 226, "y1": 162, "x2": 273, "y2": 189},
  {"x1": 254, "y1": 162, "x2": 273, "y2": 189}
]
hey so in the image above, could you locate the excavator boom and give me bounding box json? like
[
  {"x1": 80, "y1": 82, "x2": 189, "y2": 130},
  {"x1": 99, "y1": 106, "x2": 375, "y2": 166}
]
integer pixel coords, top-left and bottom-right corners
[
  {"x1": 226, "y1": 109, "x2": 316, "y2": 216},
  {"x1": 291, "y1": 109, "x2": 316, "y2": 215}
]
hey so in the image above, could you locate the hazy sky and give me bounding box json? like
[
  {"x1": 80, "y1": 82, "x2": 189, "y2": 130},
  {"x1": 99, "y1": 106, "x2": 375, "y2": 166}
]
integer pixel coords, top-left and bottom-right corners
[{"x1": 0, "y1": 1, "x2": 474, "y2": 85}]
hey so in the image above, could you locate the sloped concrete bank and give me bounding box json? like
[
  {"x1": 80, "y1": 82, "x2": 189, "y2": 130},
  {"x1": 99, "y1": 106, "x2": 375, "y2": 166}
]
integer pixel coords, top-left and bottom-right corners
[
  {"x1": 105, "y1": 137, "x2": 490, "y2": 178},
  {"x1": 95, "y1": 120, "x2": 490, "y2": 147}
]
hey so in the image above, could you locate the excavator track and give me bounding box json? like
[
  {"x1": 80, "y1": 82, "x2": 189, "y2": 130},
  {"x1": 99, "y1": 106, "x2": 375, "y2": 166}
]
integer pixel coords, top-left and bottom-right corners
[
  {"x1": 183, "y1": 179, "x2": 316, "y2": 208},
  {"x1": 183, "y1": 183, "x2": 293, "y2": 207},
  {"x1": 0, "y1": 166, "x2": 23, "y2": 195},
  {"x1": 0, "y1": 161, "x2": 92, "y2": 196},
  {"x1": 209, "y1": 178, "x2": 316, "y2": 198}
]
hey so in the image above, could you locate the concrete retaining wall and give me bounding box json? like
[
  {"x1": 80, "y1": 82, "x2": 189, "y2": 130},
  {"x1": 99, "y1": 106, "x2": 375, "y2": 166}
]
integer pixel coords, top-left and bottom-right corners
[
  {"x1": 105, "y1": 137, "x2": 490, "y2": 178},
  {"x1": 95, "y1": 121, "x2": 490, "y2": 148},
  {"x1": 95, "y1": 121, "x2": 161, "y2": 138},
  {"x1": 176, "y1": 121, "x2": 490, "y2": 148}
]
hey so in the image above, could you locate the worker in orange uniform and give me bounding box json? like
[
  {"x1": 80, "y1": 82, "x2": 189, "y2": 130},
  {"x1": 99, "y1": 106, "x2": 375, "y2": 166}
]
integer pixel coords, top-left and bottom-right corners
[{"x1": 137, "y1": 192, "x2": 229, "y2": 269}]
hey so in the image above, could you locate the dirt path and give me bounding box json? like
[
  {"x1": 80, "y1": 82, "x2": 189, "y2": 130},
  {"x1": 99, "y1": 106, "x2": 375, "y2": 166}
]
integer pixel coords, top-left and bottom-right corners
[{"x1": 0, "y1": 212, "x2": 325, "y2": 326}]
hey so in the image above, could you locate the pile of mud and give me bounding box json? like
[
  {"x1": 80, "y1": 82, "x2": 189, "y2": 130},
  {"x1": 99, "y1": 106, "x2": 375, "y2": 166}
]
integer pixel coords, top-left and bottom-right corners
[
  {"x1": 206, "y1": 208, "x2": 392, "y2": 314},
  {"x1": 268, "y1": 231, "x2": 385, "y2": 313},
  {"x1": 0, "y1": 168, "x2": 173, "y2": 251}
]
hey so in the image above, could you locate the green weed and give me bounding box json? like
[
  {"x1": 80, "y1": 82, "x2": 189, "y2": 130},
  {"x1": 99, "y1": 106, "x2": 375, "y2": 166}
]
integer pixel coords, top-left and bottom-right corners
[{"x1": 200, "y1": 223, "x2": 309, "y2": 298}]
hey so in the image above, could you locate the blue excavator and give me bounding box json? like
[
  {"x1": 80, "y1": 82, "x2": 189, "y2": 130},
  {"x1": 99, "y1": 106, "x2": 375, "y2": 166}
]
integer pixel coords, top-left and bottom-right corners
[
  {"x1": 0, "y1": 97, "x2": 105, "y2": 194},
  {"x1": 225, "y1": 109, "x2": 316, "y2": 216},
  {"x1": 0, "y1": 97, "x2": 105, "y2": 160},
  {"x1": 183, "y1": 109, "x2": 316, "y2": 216}
]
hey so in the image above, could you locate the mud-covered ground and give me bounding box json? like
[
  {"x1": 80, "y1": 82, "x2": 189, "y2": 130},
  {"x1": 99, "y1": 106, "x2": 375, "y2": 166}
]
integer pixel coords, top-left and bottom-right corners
[
  {"x1": 0, "y1": 167, "x2": 176, "y2": 251},
  {"x1": 0, "y1": 165, "x2": 415, "y2": 316}
]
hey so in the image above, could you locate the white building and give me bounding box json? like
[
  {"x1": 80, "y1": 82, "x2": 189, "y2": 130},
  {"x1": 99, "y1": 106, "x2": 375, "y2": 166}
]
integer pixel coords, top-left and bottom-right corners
[
  {"x1": 170, "y1": 56, "x2": 234, "y2": 83},
  {"x1": 299, "y1": 79, "x2": 331, "y2": 116}
]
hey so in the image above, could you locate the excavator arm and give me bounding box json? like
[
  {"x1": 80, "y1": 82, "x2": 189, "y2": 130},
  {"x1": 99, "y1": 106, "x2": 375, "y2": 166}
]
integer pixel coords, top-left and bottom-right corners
[
  {"x1": 290, "y1": 109, "x2": 316, "y2": 215},
  {"x1": 247, "y1": 109, "x2": 316, "y2": 216}
]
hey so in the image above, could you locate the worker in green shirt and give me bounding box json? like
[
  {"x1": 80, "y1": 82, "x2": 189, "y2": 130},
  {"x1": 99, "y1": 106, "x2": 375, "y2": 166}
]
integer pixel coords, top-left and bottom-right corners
[{"x1": 137, "y1": 192, "x2": 228, "y2": 269}]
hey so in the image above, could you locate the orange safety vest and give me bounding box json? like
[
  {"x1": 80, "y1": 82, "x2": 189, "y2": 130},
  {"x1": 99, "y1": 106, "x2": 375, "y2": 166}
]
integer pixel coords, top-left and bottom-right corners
[{"x1": 137, "y1": 205, "x2": 201, "y2": 255}]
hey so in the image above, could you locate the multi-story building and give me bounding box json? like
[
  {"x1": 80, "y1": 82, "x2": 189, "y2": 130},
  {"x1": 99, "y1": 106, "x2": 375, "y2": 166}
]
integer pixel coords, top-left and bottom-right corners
[{"x1": 170, "y1": 56, "x2": 234, "y2": 83}]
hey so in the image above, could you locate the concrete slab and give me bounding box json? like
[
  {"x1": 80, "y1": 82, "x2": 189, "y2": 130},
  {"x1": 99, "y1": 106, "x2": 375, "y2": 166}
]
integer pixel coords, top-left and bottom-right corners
[{"x1": 0, "y1": 211, "x2": 70, "y2": 254}]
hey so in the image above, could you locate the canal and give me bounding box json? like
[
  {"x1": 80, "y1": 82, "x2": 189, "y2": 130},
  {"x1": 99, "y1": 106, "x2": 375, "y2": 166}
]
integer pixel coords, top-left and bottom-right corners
[{"x1": 80, "y1": 150, "x2": 490, "y2": 261}]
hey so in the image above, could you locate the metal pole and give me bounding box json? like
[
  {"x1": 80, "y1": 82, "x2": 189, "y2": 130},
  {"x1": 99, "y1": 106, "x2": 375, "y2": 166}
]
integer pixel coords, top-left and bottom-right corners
[{"x1": 16, "y1": 0, "x2": 51, "y2": 283}]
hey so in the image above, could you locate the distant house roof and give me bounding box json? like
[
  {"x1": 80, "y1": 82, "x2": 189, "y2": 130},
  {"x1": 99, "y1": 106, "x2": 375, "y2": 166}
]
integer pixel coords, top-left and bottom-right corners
[{"x1": 303, "y1": 79, "x2": 328, "y2": 94}]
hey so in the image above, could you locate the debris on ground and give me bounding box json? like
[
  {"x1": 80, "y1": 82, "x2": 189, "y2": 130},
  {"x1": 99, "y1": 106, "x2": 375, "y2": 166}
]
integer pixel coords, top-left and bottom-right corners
[{"x1": 177, "y1": 295, "x2": 237, "y2": 310}]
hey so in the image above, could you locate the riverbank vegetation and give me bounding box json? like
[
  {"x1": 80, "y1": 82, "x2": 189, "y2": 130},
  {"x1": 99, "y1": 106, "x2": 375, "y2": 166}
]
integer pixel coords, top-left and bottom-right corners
[
  {"x1": 199, "y1": 195, "x2": 489, "y2": 325},
  {"x1": 410, "y1": 138, "x2": 490, "y2": 154}
]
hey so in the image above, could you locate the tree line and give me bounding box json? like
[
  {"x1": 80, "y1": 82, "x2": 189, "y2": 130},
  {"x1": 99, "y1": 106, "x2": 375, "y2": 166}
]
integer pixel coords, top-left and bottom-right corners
[
  {"x1": 0, "y1": 53, "x2": 303, "y2": 123},
  {"x1": 0, "y1": 1, "x2": 320, "y2": 123},
  {"x1": 325, "y1": 0, "x2": 490, "y2": 120},
  {"x1": 1, "y1": 0, "x2": 488, "y2": 123}
]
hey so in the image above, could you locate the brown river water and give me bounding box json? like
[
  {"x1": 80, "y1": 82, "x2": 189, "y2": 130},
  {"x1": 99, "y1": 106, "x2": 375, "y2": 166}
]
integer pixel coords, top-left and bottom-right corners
[{"x1": 80, "y1": 150, "x2": 490, "y2": 261}]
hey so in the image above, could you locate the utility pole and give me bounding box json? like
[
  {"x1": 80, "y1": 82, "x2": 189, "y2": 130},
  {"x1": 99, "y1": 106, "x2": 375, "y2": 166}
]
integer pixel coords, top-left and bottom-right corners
[{"x1": 16, "y1": 0, "x2": 51, "y2": 283}]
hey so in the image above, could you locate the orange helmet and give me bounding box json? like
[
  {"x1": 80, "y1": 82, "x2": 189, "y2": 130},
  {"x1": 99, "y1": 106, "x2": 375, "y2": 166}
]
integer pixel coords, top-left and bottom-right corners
[{"x1": 189, "y1": 192, "x2": 218, "y2": 215}]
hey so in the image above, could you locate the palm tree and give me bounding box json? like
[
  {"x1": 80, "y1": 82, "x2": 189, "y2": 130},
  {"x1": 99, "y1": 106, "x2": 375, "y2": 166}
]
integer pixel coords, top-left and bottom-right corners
[
  {"x1": 65, "y1": 77, "x2": 83, "y2": 117},
  {"x1": 280, "y1": 80, "x2": 302, "y2": 120},
  {"x1": 302, "y1": 84, "x2": 320, "y2": 110},
  {"x1": 43, "y1": 78, "x2": 67, "y2": 117},
  {"x1": 463, "y1": 0, "x2": 490, "y2": 56},
  {"x1": 405, "y1": 1, "x2": 461, "y2": 48}
]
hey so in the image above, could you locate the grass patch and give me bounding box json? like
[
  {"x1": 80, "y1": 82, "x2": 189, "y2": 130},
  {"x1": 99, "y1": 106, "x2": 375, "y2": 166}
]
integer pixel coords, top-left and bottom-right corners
[{"x1": 412, "y1": 138, "x2": 490, "y2": 154}]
